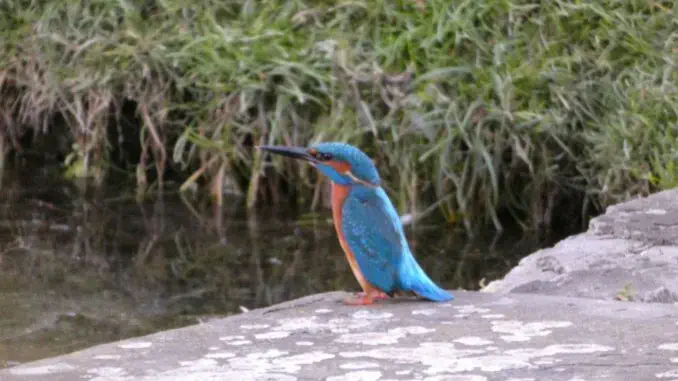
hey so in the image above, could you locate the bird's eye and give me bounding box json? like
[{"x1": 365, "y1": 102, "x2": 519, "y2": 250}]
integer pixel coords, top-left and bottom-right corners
[
  {"x1": 317, "y1": 152, "x2": 332, "y2": 161},
  {"x1": 309, "y1": 149, "x2": 332, "y2": 161}
]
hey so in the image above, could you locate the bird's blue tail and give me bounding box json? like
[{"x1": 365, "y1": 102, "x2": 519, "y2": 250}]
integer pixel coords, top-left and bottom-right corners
[{"x1": 404, "y1": 261, "x2": 454, "y2": 302}]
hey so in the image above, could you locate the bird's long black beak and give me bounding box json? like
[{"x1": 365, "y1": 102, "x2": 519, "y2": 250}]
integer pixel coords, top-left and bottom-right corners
[{"x1": 256, "y1": 145, "x2": 317, "y2": 163}]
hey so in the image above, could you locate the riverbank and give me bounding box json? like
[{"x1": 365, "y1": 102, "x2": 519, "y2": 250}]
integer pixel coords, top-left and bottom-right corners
[{"x1": 484, "y1": 188, "x2": 678, "y2": 303}]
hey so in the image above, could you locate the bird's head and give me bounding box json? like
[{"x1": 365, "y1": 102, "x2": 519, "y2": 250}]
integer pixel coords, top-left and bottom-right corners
[{"x1": 258, "y1": 142, "x2": 380, "y2": 187}]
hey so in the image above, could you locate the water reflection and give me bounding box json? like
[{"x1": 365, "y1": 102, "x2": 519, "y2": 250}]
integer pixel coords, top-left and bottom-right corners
[{"x1": 0, "y1": 175, "x2": 561, "y2": 368}]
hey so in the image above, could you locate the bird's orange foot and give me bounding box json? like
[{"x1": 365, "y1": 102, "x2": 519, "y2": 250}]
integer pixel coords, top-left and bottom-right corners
[
  {"x1": 352, "y1": 291, "x2": 389, "y2": 300},
  {"x1": 343, "y1": 294, "x2": 375, "y2": 306},
  {"x1": 373, "y1": 291, "x2": 389, "y2": 300},
  {"x1": 344, "y1": 291, "x2": 389, "y2": 305}
]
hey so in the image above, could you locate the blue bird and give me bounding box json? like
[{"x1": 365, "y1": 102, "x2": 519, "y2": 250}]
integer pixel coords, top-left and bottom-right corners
[{"x1": 258, "y1": 142, "x2": 454, "y2": 305}]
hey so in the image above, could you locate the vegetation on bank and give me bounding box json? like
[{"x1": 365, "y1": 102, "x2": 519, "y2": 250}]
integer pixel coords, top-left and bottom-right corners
[{"x1": 1, "y1": 0, "x2": 676, "y2": 235}]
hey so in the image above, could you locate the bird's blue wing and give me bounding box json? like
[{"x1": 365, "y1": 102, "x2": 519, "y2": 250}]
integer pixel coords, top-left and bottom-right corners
[{"x1": 341, "y1": 187, "x2": 405, "y2": 293}]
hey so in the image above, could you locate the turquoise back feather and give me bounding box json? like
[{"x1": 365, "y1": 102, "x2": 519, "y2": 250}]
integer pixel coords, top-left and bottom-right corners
[{"x1": 341, "y1": 185, "x2": 453, "y2": 302}]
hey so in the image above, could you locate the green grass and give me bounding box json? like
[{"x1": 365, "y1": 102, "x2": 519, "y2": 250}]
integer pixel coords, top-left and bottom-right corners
[{"x1": 1, "y1": 0, "x2": 677, "y2": 235}]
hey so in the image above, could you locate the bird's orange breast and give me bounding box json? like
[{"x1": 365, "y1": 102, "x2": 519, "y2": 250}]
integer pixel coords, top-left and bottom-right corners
[
  {"x1": 331, "y1": 183, "x2": 372, "y2": 292},
  {"x1": 331, "y1": 183, "x2": 353, "y2": 260}
]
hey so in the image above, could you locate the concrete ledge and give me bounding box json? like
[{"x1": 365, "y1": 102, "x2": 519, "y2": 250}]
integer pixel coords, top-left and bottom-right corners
[
  {"x1": 484, "y1": 188, "x2": 678, "y2": 303},
  {"x1": 2, "y1": 291, "x2": 678, "y2": 381}
]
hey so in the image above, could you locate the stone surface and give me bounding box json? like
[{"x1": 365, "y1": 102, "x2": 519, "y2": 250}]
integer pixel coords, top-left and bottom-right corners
[
  {"x1": 2, "y1": 291, "x2": 678, "y2": 381},
  {"x1": 484, "y1": 189, "x2": 678, "y2": 303}
]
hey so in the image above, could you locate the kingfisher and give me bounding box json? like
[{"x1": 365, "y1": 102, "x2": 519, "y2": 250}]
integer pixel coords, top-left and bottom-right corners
[{"x1": 258, "y1": 142, "x2": 453, "y2": 305}]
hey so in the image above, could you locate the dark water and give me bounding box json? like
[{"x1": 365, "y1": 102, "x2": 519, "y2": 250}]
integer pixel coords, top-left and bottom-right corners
[{"x1": 0, "y1": 174, "x2": 565, "y2": 368}]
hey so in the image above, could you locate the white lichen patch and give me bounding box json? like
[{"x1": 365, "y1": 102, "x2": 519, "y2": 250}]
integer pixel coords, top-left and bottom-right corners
[
  {"x1": 118, "y1": 341, "x2": 153, "y2": 349},
  {"x1": 336, "y1": 332, "x2": 401, "y2": 346},
  {"x1": 255, "y1": 331, "x2": 290, "y2": 340},
  {"x1": 424, "y1": 375, "x2": 488, "y2": 381},
  {"x1": 453, "y1": 337, "x2": 494, "y2": 346},
  {"x1": 86, "y1": 367, "x2": 126, "y2": 376},
  {"x1": 273, "y1": 313, "x2": 382, "y2": 336},
  {"x1": 453, "y1": 305, "x2": 492, "y2": 314},
  {"x1": 656, "y1": 369, "x2": 678, "y2": 378},
  {"x1": 93, "y1": 354, "x2": 122, "y2": 360},
  {"x1": 123, "y1": 348, "x2": 316, "y2": 381},
  {"x1": 168, "y1": 355, "x2": 270, "y2": 380},
  {"x1": 226, "y1": 350, "x2": 291, "y2": 373},
  {"x1": 339, "y1": 361, "x2": 380, "y2": 370},
  {"x1": 315, "y1": 308, "x2": 333, "y2": 314},
  {"x1": 261, "y1": 375, "x2": 299, "y2": 381},
  {"x1": 505, "y1": 344, "x2": 614, "y2": 358},
  {"x1": 488, "y1": 297, "x2": 517, "y2": 306},
  {"x1": 296, "y1": 341, "x2": 314, "y2": 346},
  {"x1": 204, "y1": 352, "x2": 236, "y2": 359},
  {"x1": 341, "y1": 342, "x2": 486, "y2": 373},
  {"x1": 481, "y1": 314, "x2": 505, "y2": 319},
  {"x1": 9, "y1": 363, "x2": 75, "y2": 376},
  {"x1": 336, "y1": 326, "x2": 434, "y2": 346},
  {"x1": 659, "y1": 343, "x2": 678, "y2": 351},
  {"x1": 395, "y1": 370, "x2": 412, "y2": 375},
  {"x1": 430, "y1": 355, "x2": 534, "y2": 373},
  {"x1": 389, "y1": 326, "x2": 435, "y2": 335},
  {"x1": 249, "y1": 349, "x2": 289, "y2": 359},
  {"x1": 412, "y1": 309, "x2": 437, "y2": 316},
  {"x1": 328, "y1": 318, "x2": 372, "y2": 333},
  {"x1": 533, "y1": 358, "x2": 556, "y2": 365},
  {"x1": 208, "y1": 346, "x2": 220, "y2": 351},
  {"x1": 178, "y1": 358, "x2": 218, "y2": 369},
  {"x1": 240, "y1": 324, "x2": 271, "y2": 330},
  {"x1": 341, "y1": 341, "x2": 613, "y2": 375},
  {"x1": 278, "y1": 351, "x2": 334, "y2": 365},
  {"x1": 326, "y1": 370, "x2": 382, "y2": 381},
  {"x1": 219, "y1": 334, "x2": 252, "y2": 346},
  {"x1": 87, "y1": 366, "x2": 130, "y2": 381},
  {"x1": 353, "y1": 310, "x2": 394, "y2": 320},
  {"x1": 225, "y1": 340, "x2": 253, "y2": 346},
  {"x1": 269, "y1": 351, "x2": 336, "y2": 373},
  {"x1": 275, "y1": 317, "x2": 319, "y2": 331},
  {"x1": 219, "y1": 335, "x2": 245, "y2": 341},
  {"x1": 491, "y1": 320, "x2": 573, "y2": 342}
]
